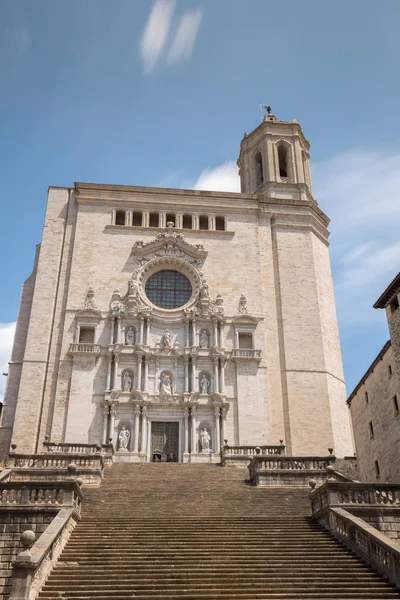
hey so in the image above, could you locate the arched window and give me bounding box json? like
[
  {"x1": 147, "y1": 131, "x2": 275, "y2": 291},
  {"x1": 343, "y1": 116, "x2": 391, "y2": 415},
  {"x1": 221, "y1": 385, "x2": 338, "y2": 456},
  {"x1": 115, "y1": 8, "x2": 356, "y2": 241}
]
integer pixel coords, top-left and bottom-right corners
[
  {"x1": 277, "y1": 145, "x2": 289, "y2": 180},
  {"x1": 115, "y1": 210, "x2": 126, "y2": 225},
  {"x1": 254, "y1": 152, "x2": 264, "y2": 188},
  {"x1": 215, "y1": 216, "x2": 225, "y2": 231}
]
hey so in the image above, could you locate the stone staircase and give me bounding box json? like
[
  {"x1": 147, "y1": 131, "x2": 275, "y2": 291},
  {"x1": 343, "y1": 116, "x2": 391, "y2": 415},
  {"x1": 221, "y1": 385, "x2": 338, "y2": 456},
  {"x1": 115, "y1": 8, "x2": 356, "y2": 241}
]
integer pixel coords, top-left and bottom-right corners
[{"x1": 37, "y1": 463, "x2": 400, "y2": 599}]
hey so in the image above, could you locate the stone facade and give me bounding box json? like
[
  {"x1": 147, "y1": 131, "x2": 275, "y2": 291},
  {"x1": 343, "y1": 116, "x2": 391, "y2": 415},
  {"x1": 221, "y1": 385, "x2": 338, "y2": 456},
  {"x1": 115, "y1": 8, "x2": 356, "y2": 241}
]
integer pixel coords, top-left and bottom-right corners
[
  {"x1": 0, "y1": 114, "x2": 353, "y2": 460},
  {"x1": 348, "y1": 274, "x2": 400, "y2": 482}
]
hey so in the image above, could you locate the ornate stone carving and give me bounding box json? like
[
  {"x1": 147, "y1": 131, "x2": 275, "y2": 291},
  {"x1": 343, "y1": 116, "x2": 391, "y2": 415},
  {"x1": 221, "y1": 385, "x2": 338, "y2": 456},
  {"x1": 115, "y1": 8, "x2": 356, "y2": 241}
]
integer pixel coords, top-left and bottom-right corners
[
  {"x1": 84, "y1": 288, "x2": 98, "y2": 310},
  {"x1": 199, "y1": 329, "x2": 210, "y2": 348},
  {"x1": 122, "y1": 372, "x2": 133, "y2": 392},
  {"x1": 200, "y1": 374, "x2": 210, "y2": 395},
  {"x1": 160, "y1": 330, "x2": 172, "y2": 349},
  {"x1": 200, "y1": 428, "x2": 211, "y2": 453},
  {"x1": 160, "y1": 372, "x2": 173, "y2": 395},
  {"x1": 125, "y1": 326, "x2": 135, "y2": 346},
  {"x1": 238, "y1": 294, "x2": 248, "y2": 315},
  {"x1": 118, "y1": 426, "x2": 130, "y2": 451}
]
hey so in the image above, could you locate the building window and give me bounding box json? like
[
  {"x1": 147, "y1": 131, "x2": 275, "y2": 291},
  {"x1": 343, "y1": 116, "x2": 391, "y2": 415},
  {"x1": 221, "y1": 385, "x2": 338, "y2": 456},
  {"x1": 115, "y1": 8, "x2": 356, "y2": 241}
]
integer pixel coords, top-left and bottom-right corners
[
  {"x1": 369, "y1": 421, "x2": 374, "y2": 438},
  {"x1": 79, "y1": 327, "x2": 95, "y2": 344},
  {"x1": 132, "y1": 212, "x2": 143, "y2": 226},
  {"x1": 254, "y1": 152, "x2": 264, "y2": 187},
  {"x1": 365, "y1": 391, "x2": 369, "y2": 404},
  {"x1": 199, "y1": 215, "x2": 209, "y2": 230},
  {"x1": 393, "y1": 395, "x2": 399, "y2": 415},
  {"x1": 238, "y1": 332, "x2": 253, "y2": 349},
  {"x1": 145, "y1": 270, "x2": 192, "y2": 309},
  {"x1": 166, "y1": 213, "x2": 176, "y2": 227},
  {"x1": 277, "y1": 144, "x2": 289, "y2": 180},
  {"x1": 390, "y1": 296, "x2": 399, "y2": 313},
  {"x1": 388, "y1": 364, "x2": 393, "y2": 378},
  {"x1": 115, "y1": 210, "x2": 126, "y2": 225},
  {"x1": 149, "y1": 213, "x2": 159, "y2": 228},
  {"x1": 215, "y1": 216, "x2": 226, "y2": 231},
  {"x1": 374, "y1": 460, "x2": 380, "y2": 478},
  {"x1": 182, "y1": 214, "x2": 192, "y2": 229}
]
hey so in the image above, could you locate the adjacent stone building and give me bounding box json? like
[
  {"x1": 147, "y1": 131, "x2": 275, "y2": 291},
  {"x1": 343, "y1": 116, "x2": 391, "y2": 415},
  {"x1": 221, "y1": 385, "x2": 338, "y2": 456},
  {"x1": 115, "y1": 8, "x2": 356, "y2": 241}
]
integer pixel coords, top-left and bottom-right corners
[
  {"x1": 347, "y1": 273, "x2": 400, "y2": 482},
  {"x1": 0, "y1": 112, "x2": 354, "y2": 461}
]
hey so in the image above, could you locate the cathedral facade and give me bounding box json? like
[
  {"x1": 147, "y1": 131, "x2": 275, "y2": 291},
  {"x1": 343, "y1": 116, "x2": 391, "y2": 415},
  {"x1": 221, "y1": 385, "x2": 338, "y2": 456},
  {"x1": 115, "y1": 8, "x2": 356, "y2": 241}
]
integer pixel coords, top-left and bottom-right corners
[{"x1": 0, "y1": 113, "x2": 354, "y2": 460}]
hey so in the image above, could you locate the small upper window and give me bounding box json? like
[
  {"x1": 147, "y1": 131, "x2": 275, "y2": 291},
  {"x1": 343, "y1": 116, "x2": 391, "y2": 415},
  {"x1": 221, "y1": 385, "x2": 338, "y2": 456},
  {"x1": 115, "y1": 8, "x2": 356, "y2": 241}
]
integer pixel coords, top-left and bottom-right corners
[
  {"x1": 369, "y1": 421, "x2": 374, "y2": 438},
  {"x1": 166, "y1": 213, "x2": 176, "y2": 227},
  {"x1": 183, "y1": 214, "x2": 193, "y2": 229},
  {"x1": 278, "y1": 144, "x2": 288, "y2": 179},
  {"x1": 238, "y1": 332, "x2": 253, "y2": 349},
  {"x1": 390, "y1": 296, "x2": 399, "y2": 314},
  {"x1": 149, "y1": 213, "x2": 159, "y2": 228},
  {"x1": 132, "y1": 212, "x2": 143, "y2": 226},
  {"x1": 365, "y1": 391, "x2": 369, "y2": 404},
  {"x1": 115, "y1": 210, "x2": 126, "y2": 226},
  {"x1": 215, "y1": 216, "x2": 225, "y2": 231},
  {"x1": 254, "y1": 152, "x2": 264, "y2": 187},
  {"x1": 388, "y1": 364, "x2": 393, "y2": 378},
  {"x1": 375, "y1": 460, "x2": 380, "y2": 478},
  {"x1": 393, "y1": 395, "x2": 399, "y2": 414}
]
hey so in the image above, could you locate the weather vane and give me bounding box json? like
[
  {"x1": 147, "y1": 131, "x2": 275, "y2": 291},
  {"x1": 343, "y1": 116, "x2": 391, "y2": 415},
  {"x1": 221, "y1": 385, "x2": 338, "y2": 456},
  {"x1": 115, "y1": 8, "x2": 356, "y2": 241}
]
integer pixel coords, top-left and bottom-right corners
[{"x1": 263, "y1": 104, "x2": 272, "y2": 115}]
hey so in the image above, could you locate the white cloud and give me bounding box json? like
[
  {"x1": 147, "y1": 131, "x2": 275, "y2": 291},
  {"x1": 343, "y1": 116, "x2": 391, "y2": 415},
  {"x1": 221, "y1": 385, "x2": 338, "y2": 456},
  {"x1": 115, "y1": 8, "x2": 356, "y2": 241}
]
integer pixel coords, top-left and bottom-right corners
[
  {"x1": 312, "y1": 150, "x2": 400, "y2": 328},
  {"x1": 194, "y1": 161, "x2": 240, "y2": 193},
  {"x1": 139, "y1": 0, "x2": 175, "y2": 73},
  {"x1": 0, "y1": 323, "x2": 16, "y2": 403},
  {"x1": 166, "y1": 8, "x2": 203, "y2": 64}
]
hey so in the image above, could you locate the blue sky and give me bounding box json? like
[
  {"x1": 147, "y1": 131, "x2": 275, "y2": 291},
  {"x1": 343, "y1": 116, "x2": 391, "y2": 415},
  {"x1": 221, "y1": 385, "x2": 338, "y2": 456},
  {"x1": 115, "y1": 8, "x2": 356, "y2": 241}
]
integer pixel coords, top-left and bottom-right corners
[{"x1": 1, "y1": 0, "x2": 399, "y2": 399}]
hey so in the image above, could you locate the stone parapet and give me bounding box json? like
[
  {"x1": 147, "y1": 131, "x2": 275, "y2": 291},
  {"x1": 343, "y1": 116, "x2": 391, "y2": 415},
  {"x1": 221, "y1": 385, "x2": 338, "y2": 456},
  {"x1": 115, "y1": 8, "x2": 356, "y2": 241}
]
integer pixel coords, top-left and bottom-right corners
[
  {"x1": 7, "y1": 454, "x2": 104, "y2": 486},
  {"x1": 221, "y1": 443, "x2": 285, "y2": 466},
  {"x1": 42, "y1": 442, "x2": 114, "y2": 467},
  {"x1": 0, "y1": 481, "x2": 83, "y2": 514},
  {"x1": 248, "y1": 455, "x2": 334, "y2": 486}
]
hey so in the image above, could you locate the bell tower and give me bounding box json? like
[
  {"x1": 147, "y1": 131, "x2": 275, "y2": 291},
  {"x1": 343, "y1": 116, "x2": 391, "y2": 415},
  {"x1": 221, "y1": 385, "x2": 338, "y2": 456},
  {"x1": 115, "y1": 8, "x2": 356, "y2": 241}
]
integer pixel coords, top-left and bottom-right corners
[{"x1": 237, "y1": 107, "x2": 312, "y2": 194}]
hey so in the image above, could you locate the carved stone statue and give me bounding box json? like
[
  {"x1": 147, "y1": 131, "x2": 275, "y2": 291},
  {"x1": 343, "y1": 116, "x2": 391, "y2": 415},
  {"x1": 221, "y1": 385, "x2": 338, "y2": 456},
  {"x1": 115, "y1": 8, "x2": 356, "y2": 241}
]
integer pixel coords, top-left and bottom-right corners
[
  {"x1": 160, "y1": 330, "x2": 172, "y2": 349},
  {"x1": 118, "y1": 426, "x2": 130, "y2": 451},
  {"x1": 199, "y1": 329, "x2": 209, "y2": 348},
  {"x1": 160, "y1": 373, "x2": 172, "y2": 395},
  {"x1": 200, "y1": 282, "x2": 210, "y2": 299},
  {"x1": 200, "y1": 428, "x2": 211, "y2": 452},
  {"x1": 200, "y1": 374, "x2": 210, "y2": 395},
  {"x1": 122, "y1": 371, "x2": 133, "y2": 392},
  {"x1": 238, "y1": 294, "x2": 248, "y2": 315},
  {"x1": 125, "y1": 326, "x2": 135, "y2": 346}
]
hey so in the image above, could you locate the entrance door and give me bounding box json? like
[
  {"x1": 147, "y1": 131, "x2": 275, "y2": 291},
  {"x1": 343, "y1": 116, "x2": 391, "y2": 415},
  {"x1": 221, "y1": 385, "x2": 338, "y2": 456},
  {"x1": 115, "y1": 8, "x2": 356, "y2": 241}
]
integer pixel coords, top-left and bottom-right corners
[{"x1": 151, "y1": 422, "x2": 179, "y2": 462}]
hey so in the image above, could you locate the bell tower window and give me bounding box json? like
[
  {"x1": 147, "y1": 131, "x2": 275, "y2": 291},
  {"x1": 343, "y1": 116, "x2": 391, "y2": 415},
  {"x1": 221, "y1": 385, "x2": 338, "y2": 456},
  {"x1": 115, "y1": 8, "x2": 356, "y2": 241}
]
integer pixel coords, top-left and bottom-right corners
[
  {"x1": 254, "y1": 152, "x2": 264, "y2": 188},
  {"x1": 115, "y1": 210, "x2": 126, "y2": 225},
  {"x1": 278, "y1": 144, "x2": 288, "y2": 180},
  {"x1": 183, "y1": 214, "x2": 193, "y2": 229}
]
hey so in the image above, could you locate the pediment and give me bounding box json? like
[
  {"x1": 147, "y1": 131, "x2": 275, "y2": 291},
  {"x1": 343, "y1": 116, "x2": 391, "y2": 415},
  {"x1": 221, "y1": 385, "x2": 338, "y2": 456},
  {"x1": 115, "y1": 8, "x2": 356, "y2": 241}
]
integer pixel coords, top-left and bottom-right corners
[
  {"x1": 232, "y1": 314, "x2": 258, "y2": 325},
  {"x1": 132, "y1": 231, "x2": 207, "y2": 267},
  {"x1": 75, "y1": 307, "x2": 102, "y2": 320}
]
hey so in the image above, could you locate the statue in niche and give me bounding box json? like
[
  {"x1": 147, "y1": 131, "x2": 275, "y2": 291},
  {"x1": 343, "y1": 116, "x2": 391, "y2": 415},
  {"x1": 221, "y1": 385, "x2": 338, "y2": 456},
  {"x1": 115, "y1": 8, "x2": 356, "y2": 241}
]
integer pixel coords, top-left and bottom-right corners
[
  {"x1": 200, "y1": 428, "x2": 211, "y2": 452},
  {"x1": 200, "y1": 281, "x2": 210, "y2": 299},
  {"x1": 128, "y1": 279, "x2": 138, "y2": 296},
  {"x1": 160, "y1": 329, "x2": 172, "y2": 349},
  {"x1": 125, "y1": 326, "x2": 135, "y2": 346},
  {"x1": 118, "y1": 426, "x2": 130, "y2": 451},
  {"x1": 122, "y1": 371, "x2": 133, "y2": 392},
  {"x1": 238, "y1": 294, "x2": 248, "y2": 315},
  {"x1": 160, "y1": 373, "x2": 172, "y2": 395},
  {"x1": 199, "y1": 329, "x2": 209, "y2": 348},
  {"x1": 200, "y1": 374, "x2": 210, "y2": 395}
]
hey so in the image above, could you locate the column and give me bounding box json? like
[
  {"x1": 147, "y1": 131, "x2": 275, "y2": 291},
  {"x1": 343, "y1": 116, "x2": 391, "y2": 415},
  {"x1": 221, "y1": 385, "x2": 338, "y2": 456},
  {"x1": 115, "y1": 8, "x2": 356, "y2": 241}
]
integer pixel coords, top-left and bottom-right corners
[
  {"x1": 143, "y1": 356, "x2": 149, "y2": 391},
  {"x1": 113, "y1": 354, "x2": 119, "y2": 390},
  {"x1": 154, "y1": 359, "x2": 159, "y2": 393},
  {"x1": 221, "y1": 408, "x2": 227, "y2": 444},
  {"x1": 139, "y1": 317, "x2": 144, "y2": 344},
  {"x1": 192, "y1": 320, "x2": 197, "y2": 346},
  {"x1": 109, "y1": 317, "x2": 115, "y2": 344},
  {"x1": 133, "y1": 405, "x2": 140, "y2": 453},
  {"x1": 213, "y1": 320, "x2": 218, "y2": 347},
  {"x1": 219, "y1": 321, "x2": 225, "y2": 348},
  {"x1": 191, "y1": 357, "x2": 196, "y2": 393},
  {"x1": 137, "y1": 354, "x2": 142, "y2": 391},
  {"x1": 184, "y1": 407, "x2": 189, "y2": 454},
  {"x1": 117, "y1": 317, "x2": 122, "y2": 344},
  {"x1": 214, "y1": 357, "x2": 220, "y2": 393},
  {"x1": 141, "y1": 406, "x2": 147, "y2": 453},
  {"x1": 185, "y1": 321, "x2": 190, "y2": 346},
  {"x1": 106, "y1": 357, "x2": 112, "y2": 391},
  {"x1": 145, "y1": 318, "x2": 150, "y2": 345},
  {"x1": 126, "y1": 210, "x2": 133, "y2": 226},
  {"x1": 184, "y1": 357, "x2": 189, "y2": 393},
  {"x1": 109, "y1": 404, "x2": 117, "y2": 445},
  {"x1": 160, "y1": 212, "x2": 166, "y2": 228},
  {"x1": 192, "y1": 214, "x2": 198, "y2": 229},
  {"x1": 143, "y1": 212, "x2": 149, "y2": 227},
  {"x1": 220, "y1": 359, "x2": 225, "y2": 394},
  {"x1": 176, "y1": 213, "x2": 183, "y2": 229},
  {"x1": 102, "y1": 405, "x2": 109, "y2": 444},
  {"x1": 173, "y1": 359, "x2": 178, "y2": 394},
  {"x1": 191, "y1": 407, "x2": 197, "y2": 454},
  {"x1": 214, "y1": 407, "x2": 221, "y2": 452}
]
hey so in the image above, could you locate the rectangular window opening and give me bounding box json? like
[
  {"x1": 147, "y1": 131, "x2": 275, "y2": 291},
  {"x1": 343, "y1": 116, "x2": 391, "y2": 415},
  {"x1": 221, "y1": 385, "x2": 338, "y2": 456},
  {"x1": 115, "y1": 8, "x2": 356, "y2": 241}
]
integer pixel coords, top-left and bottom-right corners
[
  {"x1": 388, "y1": 364, "x2": 393, "y2": 378},
  {"x1": 183, "y1": 214, "x2": 193, "y2": 229},
  {"x1": 115, "y1": 210, "x2": 126, "y2": 226},
  {"x1": 238, "y1": 332, "x2": 253, "y2": 349},
  {"x1": 369, "y1": 421, "x2": 374, "y2": 438},
  {"x1": 199, "y1": 215, "x2": 209, "y2": 230},
  {"x1": 166, "y1": 213, "x2": 176, "y2": 227},
  {"x1": 393, "y1": 395, "x2": 399, "y2": 414},
  {"x1": 132, "y1": 212, "x2": 143, "y2": 226},
  {"x1": 365, "y1": 391, "x2": 369, "y2": 404},
  {"x1": 79, "y1": 327, "x2": 95, "y2": 344},
  {"x1": 390, "y1": 296, "x2": 399, "y2": 313},
  {"x1": 215, "y1": 216, "x2": 225, "y2": 231},
  {"x1": 375, "y1": 460, "x2": 380, "y2": 478},
  {"x1": 149, "y1": 213, "x2": 159, "y2": 228}
]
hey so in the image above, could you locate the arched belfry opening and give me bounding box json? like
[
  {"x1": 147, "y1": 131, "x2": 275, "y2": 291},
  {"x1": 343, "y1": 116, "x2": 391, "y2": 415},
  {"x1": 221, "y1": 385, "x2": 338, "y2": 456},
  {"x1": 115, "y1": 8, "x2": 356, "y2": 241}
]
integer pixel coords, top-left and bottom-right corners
[
  {"x1": 277, "y1": 144, "x2": 289, "y2": 180},
  {"x1": 254, "y1": 151, "x2": 264, "y2": 188}
]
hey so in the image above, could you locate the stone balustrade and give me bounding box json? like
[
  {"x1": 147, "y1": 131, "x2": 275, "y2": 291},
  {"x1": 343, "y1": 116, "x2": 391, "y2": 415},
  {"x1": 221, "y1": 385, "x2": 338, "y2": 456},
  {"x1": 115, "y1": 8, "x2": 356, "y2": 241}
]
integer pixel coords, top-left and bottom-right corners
[
  {"x1": 42, "y1": 442, "x2": 113, "y2": 466},
  {"x1": 10, "y1": 454, "x2": 104, "y2": 470},
  {"x1": 249, "y1": 455, "x2": 334, "y2": 486},
  {"x1": 68, "y1": 343, "x2": 101, "y2": 355},
  {"x1": 231, "y1": 349, "x2": 262, "y2": 360},
  {"x1": 221, "y1": 444, "x2": 285, "y2": 466},
  {"x1": 0, "y1": 481, "x2": 83, "y2": 513},
  {"x1": 310, "y1": 481, "x2": 400, "y2": 516}
]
